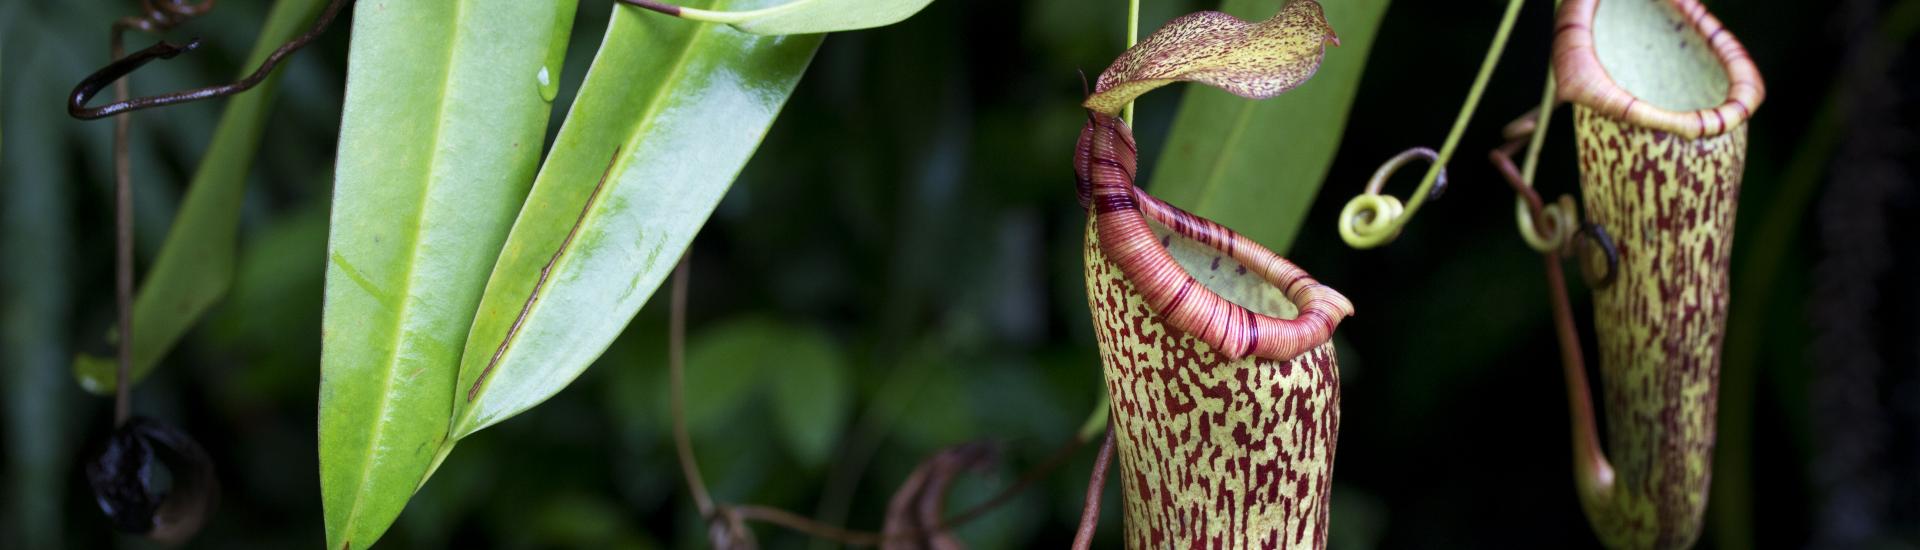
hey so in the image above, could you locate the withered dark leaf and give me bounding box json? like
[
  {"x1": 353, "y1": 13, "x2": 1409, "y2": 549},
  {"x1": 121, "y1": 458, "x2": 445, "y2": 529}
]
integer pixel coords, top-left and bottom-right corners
[
  {"x1": 707, "y1": 508, "x2": 760, "y2": 550},
  {"x1": 881, "y1": 442, "x2": 999, "y2": 550},
  {"x1": 84, "y1": 417, "x2": 219, "y2": 544},
  {"x1": 87, "y1": 423, "x2": 160, "y2": 534}
]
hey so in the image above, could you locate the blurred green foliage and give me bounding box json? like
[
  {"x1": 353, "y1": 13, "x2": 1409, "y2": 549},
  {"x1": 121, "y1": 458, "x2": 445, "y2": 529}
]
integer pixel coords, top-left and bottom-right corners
[
  {"x1": 1, "y1": 0, "x2": 1899, "y2": 548},
  {"x1": 70, "y1": 0, "x2": 330, "y2": 396}
]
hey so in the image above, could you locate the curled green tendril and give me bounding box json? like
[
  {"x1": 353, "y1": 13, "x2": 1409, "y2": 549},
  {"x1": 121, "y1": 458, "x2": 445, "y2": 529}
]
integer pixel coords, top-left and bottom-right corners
[
  {"x1": 1338, "y1": 147, "x2": 1441, "y2": 246},
  {"x1": 1514, "y1": 70, "x2": 1578, "y2": 253},
  {"x1": 1518, "y1": 194, "x2": 1578, "y2": 253},
  {"x1": 1338, "y1": 0, "x2": 1526, "y2": 249}
]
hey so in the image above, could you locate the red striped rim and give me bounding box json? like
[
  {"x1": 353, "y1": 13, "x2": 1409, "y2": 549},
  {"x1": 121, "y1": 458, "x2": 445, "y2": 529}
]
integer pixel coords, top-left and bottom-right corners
[{"x1": 1552, "y1": 0, "x2": 1765, "y2": 139}]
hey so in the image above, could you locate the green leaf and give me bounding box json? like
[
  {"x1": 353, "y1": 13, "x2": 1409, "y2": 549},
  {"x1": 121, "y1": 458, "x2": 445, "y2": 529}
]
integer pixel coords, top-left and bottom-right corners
[
  {"x1": 318, "y1": 1, "x2": 578, "y2": 548},
  {"x1": 71, "y1": 0, "x2": 331, "y2": 394},
  {"x1": 876, "y1": 353, "x2": 975, "y2": 449},
  {"x1": 1147, "y1": 0, "x2": 1389, "y2": 253},
  {"x1": 449, "y1": 1, "x2": 821, "y2": 440},
  {"x1": 1082, "y1": 0, "x2": 1340, "y2": 116},
  {"x1": 766, "y1": 326, "x2": 848, "y2": 467},
  {"x1": 683, "y1": 0, "x2": 936, "y2": 35},
  {"x1": 207, "y1": 198, "x2": 330, "y2": 378},
  {"x1": 671, "y1": 316, "x2": 848, "y2": 466},
  {"x1": 680, "y1": 317, "x2": 777, "y2": 432}
]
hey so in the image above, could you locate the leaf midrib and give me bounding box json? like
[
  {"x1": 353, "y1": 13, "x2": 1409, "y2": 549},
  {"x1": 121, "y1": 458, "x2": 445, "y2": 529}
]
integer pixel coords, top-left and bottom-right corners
[
  {"x1": 338, "y1": 1, "x2": 468, "y2": 542},
  {"x1": 454, "y1": 8, "x2": 718, "y2": 436}
]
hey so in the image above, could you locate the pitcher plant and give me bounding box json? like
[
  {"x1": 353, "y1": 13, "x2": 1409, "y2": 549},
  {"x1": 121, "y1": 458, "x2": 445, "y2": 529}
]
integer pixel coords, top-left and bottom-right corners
[
  {"x1": 1555, "y1": 0, "x2": 1764, "y2": 547},
  {"x1": 1075, "y1": 1, "x2": 1354, "y2": 546},
  {"x1": 1328, "y1": 0, "x2": 1764, "y2": 546}
]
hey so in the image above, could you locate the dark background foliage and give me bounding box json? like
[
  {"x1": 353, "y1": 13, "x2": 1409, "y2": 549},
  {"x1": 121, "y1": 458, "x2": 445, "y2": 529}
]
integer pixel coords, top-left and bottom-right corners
[{"x1": 3, "y1": 0, "x2": 1916, "y2": 548}]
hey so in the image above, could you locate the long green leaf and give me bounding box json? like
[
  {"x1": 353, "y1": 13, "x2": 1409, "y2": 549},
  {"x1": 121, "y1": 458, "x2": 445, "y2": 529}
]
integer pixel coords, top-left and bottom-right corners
[
  {"x1": 71, "y1": 0, "x2": 329, "y2": 394},
  {"x1": 449, "y1": 1, "x2": 821, "y2": 440},
  {"x1": 1147, "y1": 0, "x2": 1389, "y2": 253},
  {"x1": 687, "y1": 0, "x2": 935, "y2": 35},
  {"x1": 318, "y1": 1, "x2": 577, "y2": 548}
]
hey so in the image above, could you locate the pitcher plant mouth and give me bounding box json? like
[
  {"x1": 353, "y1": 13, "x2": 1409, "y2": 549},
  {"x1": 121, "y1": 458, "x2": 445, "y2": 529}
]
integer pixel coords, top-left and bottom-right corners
[
  {"x1": 1121, "y1": 188, "x2": 1354, "y2": 360},
  {"x1": 1079, "y1": 112, "x2": 1353, "y2": 362},
  {"x1": 1553, "y1": 0, "x2": 1765, "y2": 139}
]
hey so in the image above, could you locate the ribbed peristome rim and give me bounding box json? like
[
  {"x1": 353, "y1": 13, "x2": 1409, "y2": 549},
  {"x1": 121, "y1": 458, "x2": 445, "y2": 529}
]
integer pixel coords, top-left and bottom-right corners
[
  {"x1": 1108, "y1": 188, "x2": 1353, "y2": 363},
  {"x1": 1553, "y1": 0, "x2": 1765, "y2": 139}
]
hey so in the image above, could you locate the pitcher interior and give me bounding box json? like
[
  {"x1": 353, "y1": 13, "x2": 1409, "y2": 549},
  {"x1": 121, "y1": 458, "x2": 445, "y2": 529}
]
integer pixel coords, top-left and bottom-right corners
[
  {"x1": 1593, "y1": 0, "x2": 1730, "y2": 111},
  {"x1": 1146, "y1": 218, "x2": 1301, "y2": 321}
]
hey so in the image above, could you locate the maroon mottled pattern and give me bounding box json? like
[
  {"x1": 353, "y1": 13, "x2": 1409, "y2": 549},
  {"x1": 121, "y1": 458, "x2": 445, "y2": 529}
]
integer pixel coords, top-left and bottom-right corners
[
  {"x1": 1075, "y1": 106, "x2": 1346, "y2": 549},
  {"x1": 1573, "y1": 105, "x2": 1745, "y2": 549},
  {"x1": 1085, "y1": 220, "x2": 1340, "y2": 549}
]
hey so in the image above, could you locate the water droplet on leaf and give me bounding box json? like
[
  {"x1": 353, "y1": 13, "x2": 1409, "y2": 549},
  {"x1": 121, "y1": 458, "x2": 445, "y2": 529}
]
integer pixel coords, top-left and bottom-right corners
[{"x1": 536, "y1": 66, "x2": 558, "y2": 102}]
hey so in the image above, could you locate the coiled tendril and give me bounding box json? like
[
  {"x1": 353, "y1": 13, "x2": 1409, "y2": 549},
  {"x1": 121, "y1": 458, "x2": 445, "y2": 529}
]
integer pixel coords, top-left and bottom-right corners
[
  {"x1": 1337, "y1": 147, "x2": 1444, "y2": 247},
  {"x1": 1336, "y1": 0, "x2": 1527, "y2": 250}
]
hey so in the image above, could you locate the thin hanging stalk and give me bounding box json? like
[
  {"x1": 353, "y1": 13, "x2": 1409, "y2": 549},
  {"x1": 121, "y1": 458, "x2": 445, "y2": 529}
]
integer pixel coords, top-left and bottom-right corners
[
  {"x1": 1336, "y1": 0, "x2": 1525, "y2": 249},
  {"x1": 1122, "y1": 0, "x2": 1139, "y2": 125},
  {"x1": 668, "y1": 256, "x2": 715, "y2": 517},
  {"x1": 1491, "y1": 114, "x2": 1613, "y2": 505},
  {"x1": 1071, "y1": 428, "x2": 1116, "y2": 550}
]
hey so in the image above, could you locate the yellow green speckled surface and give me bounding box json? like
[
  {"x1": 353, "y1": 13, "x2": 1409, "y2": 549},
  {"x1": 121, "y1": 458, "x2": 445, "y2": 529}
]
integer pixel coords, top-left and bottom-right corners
[
  {"x1": 1553, "y1": 0, "x2": 1762, "y2": 546},
  {"x1": 1573, "y1": 105, "x2": 1745, "y2": 550},
  {"x1": 1084, "y1": 219, "x2": 1340, "y2": 549}
]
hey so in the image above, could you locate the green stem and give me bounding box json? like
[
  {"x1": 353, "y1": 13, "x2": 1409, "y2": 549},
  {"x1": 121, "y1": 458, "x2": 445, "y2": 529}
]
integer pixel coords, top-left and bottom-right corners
[
  {"x1": 1512, "y1": 0, "x2": 1565, "y2": 253},
  {"x1": 1122, "y1": 0, "x2": 1140, "y2": 125},
  {"x1": 1519, "y1": 77, "x2": 1555, "y2": 184},
  {"x1": 1514, "y1": 74, "x2": 1564, "y2": 253},
  {"x1": 1339, "y1": 0, "x2": 1526, "y2": 248}
]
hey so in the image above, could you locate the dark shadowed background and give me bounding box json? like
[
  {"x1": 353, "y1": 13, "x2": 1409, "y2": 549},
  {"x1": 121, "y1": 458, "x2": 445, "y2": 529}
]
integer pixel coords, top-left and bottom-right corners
[{"x1": 3, "y1": 0, "x2": 1915, "y2": 548}]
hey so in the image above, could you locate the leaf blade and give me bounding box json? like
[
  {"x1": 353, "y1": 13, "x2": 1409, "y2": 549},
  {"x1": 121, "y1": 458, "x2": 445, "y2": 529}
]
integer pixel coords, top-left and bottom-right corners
[
  {"x1": 1146, "y1": 0, "x2": 1389, "y2": 253},
  {"x1": 318, "y1": 1, "x2": 578, "y2": 548},
  {"x1": 450, "y1": 1, "x2": 822, "y2": 439}
]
